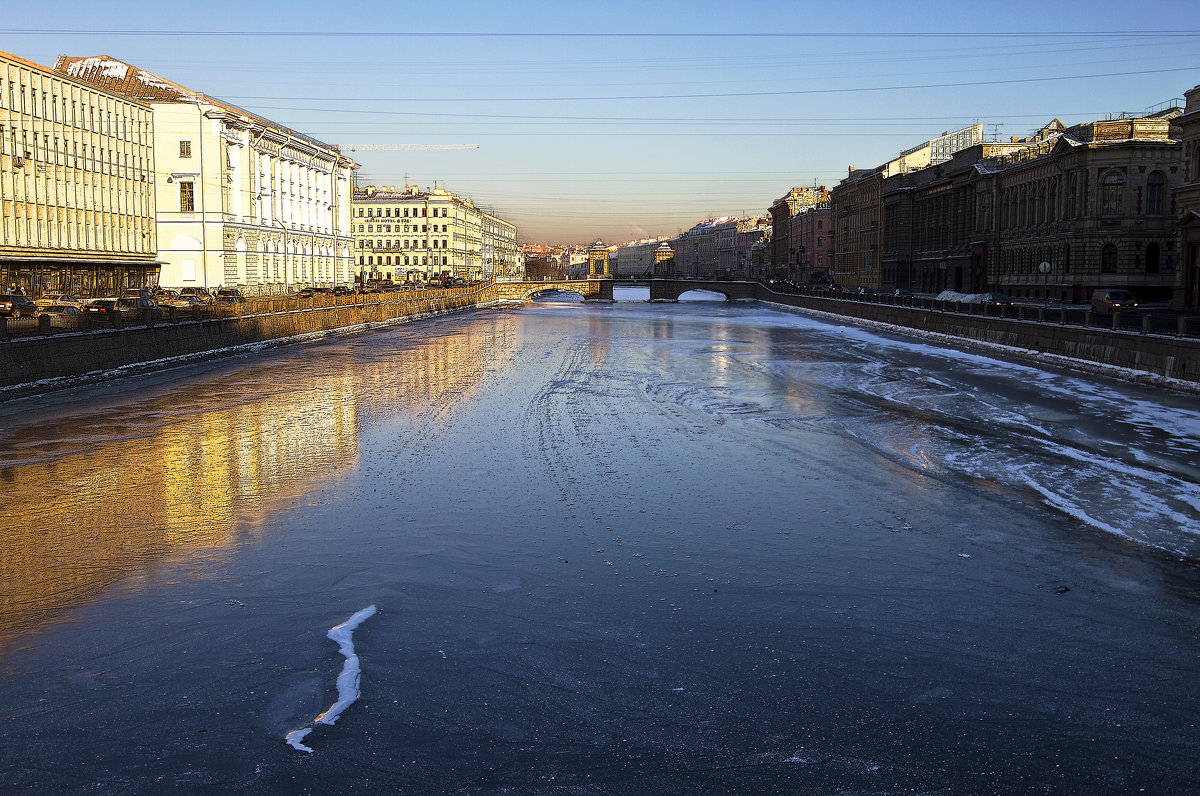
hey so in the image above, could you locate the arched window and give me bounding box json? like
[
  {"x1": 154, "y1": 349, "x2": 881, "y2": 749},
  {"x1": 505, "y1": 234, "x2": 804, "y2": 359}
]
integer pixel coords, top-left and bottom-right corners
[
  {"x1": 1102, "y1": 171, "x2": 1124, "y2": 216},
  {"x1": 1146, "y1": 243, "x2": 1160, "y2": 274},
  {"x1": 1101, "y1": 243, "x2": 1118, "y2": 273},
  {"x1": 1146, "y1": 172, "x2": 1166, "y2": 216}
]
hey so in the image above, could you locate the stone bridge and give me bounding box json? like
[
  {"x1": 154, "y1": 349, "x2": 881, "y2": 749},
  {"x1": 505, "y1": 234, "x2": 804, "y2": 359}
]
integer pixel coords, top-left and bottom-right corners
[
  {"x1": 491, "y1": 278, "x2": 761, "y2": 303},
  {"x1": 492, "y1": 279, "x2": 613, "y2": 302}
]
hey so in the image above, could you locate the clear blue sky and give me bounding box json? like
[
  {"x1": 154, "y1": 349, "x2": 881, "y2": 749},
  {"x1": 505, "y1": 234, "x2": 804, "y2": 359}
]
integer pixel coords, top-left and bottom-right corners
[{"x1": 5, "y1": 1, "x2": 1199, "y2": 245}]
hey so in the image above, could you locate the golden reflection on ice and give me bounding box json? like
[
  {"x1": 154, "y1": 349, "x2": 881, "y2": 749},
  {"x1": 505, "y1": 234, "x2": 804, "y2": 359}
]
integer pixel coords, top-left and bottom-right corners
[{"x1": 0, "y1": 317, "x2": 513, "y2": 651}]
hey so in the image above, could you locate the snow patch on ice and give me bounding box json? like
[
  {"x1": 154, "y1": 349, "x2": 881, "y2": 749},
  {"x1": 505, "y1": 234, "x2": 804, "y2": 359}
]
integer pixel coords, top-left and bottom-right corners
[
  {"x1": 284, "y1": 605, "x2": 377, "y2": 753},
  {"x1": 315, "y1": 605, "x2": 378, "y2": 726},
  {"x1": 284, "y1": 727, "x2": 313, "y2": 753}
]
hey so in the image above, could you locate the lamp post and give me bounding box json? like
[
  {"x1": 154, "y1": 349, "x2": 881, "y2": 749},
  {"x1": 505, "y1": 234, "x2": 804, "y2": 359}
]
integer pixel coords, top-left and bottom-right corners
[
  {"x1": 1039, "y1": 261, "x2": 1051, "y2": 308},
  {"x1": 273, "y1": 218, "x2": 288, "y2": 295}
]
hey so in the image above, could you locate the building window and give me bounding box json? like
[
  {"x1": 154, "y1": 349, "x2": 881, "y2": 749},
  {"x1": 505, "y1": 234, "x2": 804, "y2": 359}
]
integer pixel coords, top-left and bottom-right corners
[
  {"x1": 1146, "y1": 243, "x2": 1160, "y2": 274},
  {"x1": 179, "y1": 181, "x2": 195, "y2": 212},
  {"x1": 1101, "y1": 243, "x2": 1118, "y2": 273},
  {"x1": 179, "y1": 140, "x2": 192, "y2": 158},
  {"x1": 1101, "y1": 171, "x2": 1124, "y2": 216},
  {"x1": 1146, "y1": 172, "x2": 1166, "y2": 216}
]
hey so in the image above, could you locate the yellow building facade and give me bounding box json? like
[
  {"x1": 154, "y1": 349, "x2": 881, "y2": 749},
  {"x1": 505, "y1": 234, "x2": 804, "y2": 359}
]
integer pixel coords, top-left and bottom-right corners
[
  {"x1": 352, "y1": 185, "x2": 519, "y2": 283},
  {"x1": 0, "y1": 50, "x2": 158, "y2": 297}
]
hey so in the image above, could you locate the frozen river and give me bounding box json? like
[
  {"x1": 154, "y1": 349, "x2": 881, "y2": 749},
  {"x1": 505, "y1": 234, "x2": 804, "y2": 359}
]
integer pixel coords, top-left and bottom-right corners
[{"x1": 2, "y1": 288, "x2": 1199, "y2": 793}]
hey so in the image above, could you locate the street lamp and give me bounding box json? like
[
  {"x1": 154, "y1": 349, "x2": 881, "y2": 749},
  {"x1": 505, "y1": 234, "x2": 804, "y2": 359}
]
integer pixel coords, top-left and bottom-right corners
[
  {"x1": 1039, "y1": 261, "x2": 1051, "y2": 308},
  {"x1": 273, "y1": 218, "x2": 288, "y2": 294}
]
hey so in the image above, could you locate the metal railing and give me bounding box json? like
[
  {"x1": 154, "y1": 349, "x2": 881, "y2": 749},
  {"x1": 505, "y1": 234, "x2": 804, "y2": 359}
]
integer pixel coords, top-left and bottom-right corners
[{"x1": 758, "y1": 283, "x2": 1198, "y2": 339}]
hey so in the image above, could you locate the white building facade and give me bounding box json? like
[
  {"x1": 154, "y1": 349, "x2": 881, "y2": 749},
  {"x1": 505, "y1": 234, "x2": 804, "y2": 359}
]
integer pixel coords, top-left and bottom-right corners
[{"x1": 56, "y1": 55, "x2": 358, "y2": 293}]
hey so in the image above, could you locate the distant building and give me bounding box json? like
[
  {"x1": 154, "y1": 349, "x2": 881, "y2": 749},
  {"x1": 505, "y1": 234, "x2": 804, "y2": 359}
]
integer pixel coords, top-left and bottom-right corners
[
  {"x1": 0, "y1": 50, "x2": 159, "y2": 297},
  {"x1": 831, "y1": 125, "x2": 983, "y2": 290},
  {"x1": 769, "y1": 186, "x2": 828, "y2": 280},
  {"x1": 350, "y1": 184, "x2": 519, "y2": 283},
  {"x1": 975, "y1": 112, "x2": 1181, "y2": 303},
  {"x1": 1176, "y1": 83, "x2": 1200, "y2": 311},
  {"x1": 883, "y1": 135, "x2": 1033, "y2": 294},
  {"x1": 615, "y1": 238, "x2": 672, "y2": 277},
  {"x1": 786, "y1": 203, "x2": 831, "y2": 284},
  {"x1": 671, "y1": 216, "x2": 768, "y2": 279},
  {"x1": 56, "y1": 54, "x2": 359, "y2": 293}
]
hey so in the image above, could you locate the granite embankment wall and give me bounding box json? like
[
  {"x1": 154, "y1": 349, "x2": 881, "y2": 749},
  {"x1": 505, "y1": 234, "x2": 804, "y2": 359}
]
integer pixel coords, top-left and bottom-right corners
[
  {"x1": 4, "y1": 280, "x2": 1198, "y2": 393},
  {"x1": 0, "y1": 285, "x2": 498, "y2": 392},
  {"x1": 755, "y1": 287, "x2": 1200, "y2": 386}
]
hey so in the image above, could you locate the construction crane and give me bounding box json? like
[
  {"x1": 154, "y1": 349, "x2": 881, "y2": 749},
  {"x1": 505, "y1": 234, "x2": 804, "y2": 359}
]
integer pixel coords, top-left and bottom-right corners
[{"x1": 332, "y1": 144, "x2": 480, "y2": 153}]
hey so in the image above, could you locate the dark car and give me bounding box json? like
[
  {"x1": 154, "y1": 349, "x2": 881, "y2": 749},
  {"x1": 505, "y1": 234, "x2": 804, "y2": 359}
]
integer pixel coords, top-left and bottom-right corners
[
  {"x1": 116, "y1": 297, "x2": 164, "y2": 320},
  {"x1": 331, "y1": 286, "x2": 353, "y2": 296},
  {"x1": 85, "y1": 298, "x2": 120, "y2": 314},
  {"x1": 0, "y1": 294, "x2": 38, "y2": 318},
  {"x1": 981, "y1": 292, "x2": 1013, "y2": 306},
  {"x1": 856, "y1": 286, "x2": 877, "y2": 296},
  {"x1": 216, "y1": 289, "x2": 245, "y2": 303},
  {"x1": 894, "y1": 288, "x2": 913, "y2": 298},
  {"x1": 1091, "y1": 288, "x2": 1138, "y2": 315}
]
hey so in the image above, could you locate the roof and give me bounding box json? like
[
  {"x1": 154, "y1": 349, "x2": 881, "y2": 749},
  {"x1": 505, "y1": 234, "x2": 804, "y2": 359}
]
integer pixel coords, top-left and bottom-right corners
[
  {"x1": 1, "y1": 49, "x2": 153, "y2": 109},
  {"x1": 54, "y1": 55, "x2": 346, "y2": 159}
]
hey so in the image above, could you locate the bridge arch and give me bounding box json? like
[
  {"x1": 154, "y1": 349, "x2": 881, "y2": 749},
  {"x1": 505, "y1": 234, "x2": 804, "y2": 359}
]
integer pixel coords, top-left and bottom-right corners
[
  {"x1": 494, "y1": 280, "x2": 613, "y2": 303},
  {"x1": 527, "y1": 286, "x2": 589, "y2": 301},
  {"x1": 647, "y1": 279, "x2": 758, "y2": 302}
]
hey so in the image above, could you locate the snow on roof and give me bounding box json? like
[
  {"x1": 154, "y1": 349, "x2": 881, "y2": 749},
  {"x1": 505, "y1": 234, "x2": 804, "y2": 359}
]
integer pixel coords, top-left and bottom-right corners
[{"x1": 61, "y1": 56, "x2": 128, "y2": 81}]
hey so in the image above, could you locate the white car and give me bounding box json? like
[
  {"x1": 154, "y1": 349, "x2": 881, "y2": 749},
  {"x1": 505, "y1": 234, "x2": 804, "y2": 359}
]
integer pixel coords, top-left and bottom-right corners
[{"x1": 35, "y1": 293, "x2": 83, "y2": 310}]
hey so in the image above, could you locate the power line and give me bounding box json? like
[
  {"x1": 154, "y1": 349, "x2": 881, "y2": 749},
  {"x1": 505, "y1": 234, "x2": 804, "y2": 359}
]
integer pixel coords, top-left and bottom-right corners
[
  {"x1": 3, "y1": 28, "x2": 1198, "y2": 38},
  {"x1": 220, "y1": 66, "x2": 1197, "y2": 104}
]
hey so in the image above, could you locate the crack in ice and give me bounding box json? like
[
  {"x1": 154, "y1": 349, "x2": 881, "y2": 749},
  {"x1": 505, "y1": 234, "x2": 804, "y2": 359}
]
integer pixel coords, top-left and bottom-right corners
[{"x1": 285, "y1": 604, "x2": 377, "y2": 753}]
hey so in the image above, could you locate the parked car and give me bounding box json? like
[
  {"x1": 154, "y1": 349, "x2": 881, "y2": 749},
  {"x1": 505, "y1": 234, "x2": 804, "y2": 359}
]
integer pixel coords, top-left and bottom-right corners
[
  {"x1": 37, "y1": 304, "x2": 84, "y2": 328},
  {"x1": 216, "y1": 288, "x2": 245, "y2": 301},
  {"x1": 179, "y1": 287, "x2": 215, "y2": 303},
  {"x1": 84, "y1": 298, "x2": 120, "y2": 314},
  {"x1": 331, "y1": 285, "x2": 353, "y2": 296},
  {"x1": 0, "y1": 294, "x2": 38, "y2": 318},
  {"x1": 856, "y1": 286, "x2": 877, "y2": 296},
  {"x1": 123, "y1": 287, "x2": 157, "y2": 302},
  {"x1": 981, "y1": 292, "x2": 1013, "y2": 306},
  {"x1": 154, "y1": 289, "x2": 189, "y2": 308},
  {"x1": 894, "y1": 288, "x2": 913, "y2": 298},
  {"x1": 35, "y1": 293, "x2": 84, "y2": 310},
  {"x1": 116, "y1": 297, "x2": 164, "y2": 320},
  {"x1": 1091, "y1": 288, "x2": 1139, "y2": 315}
]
